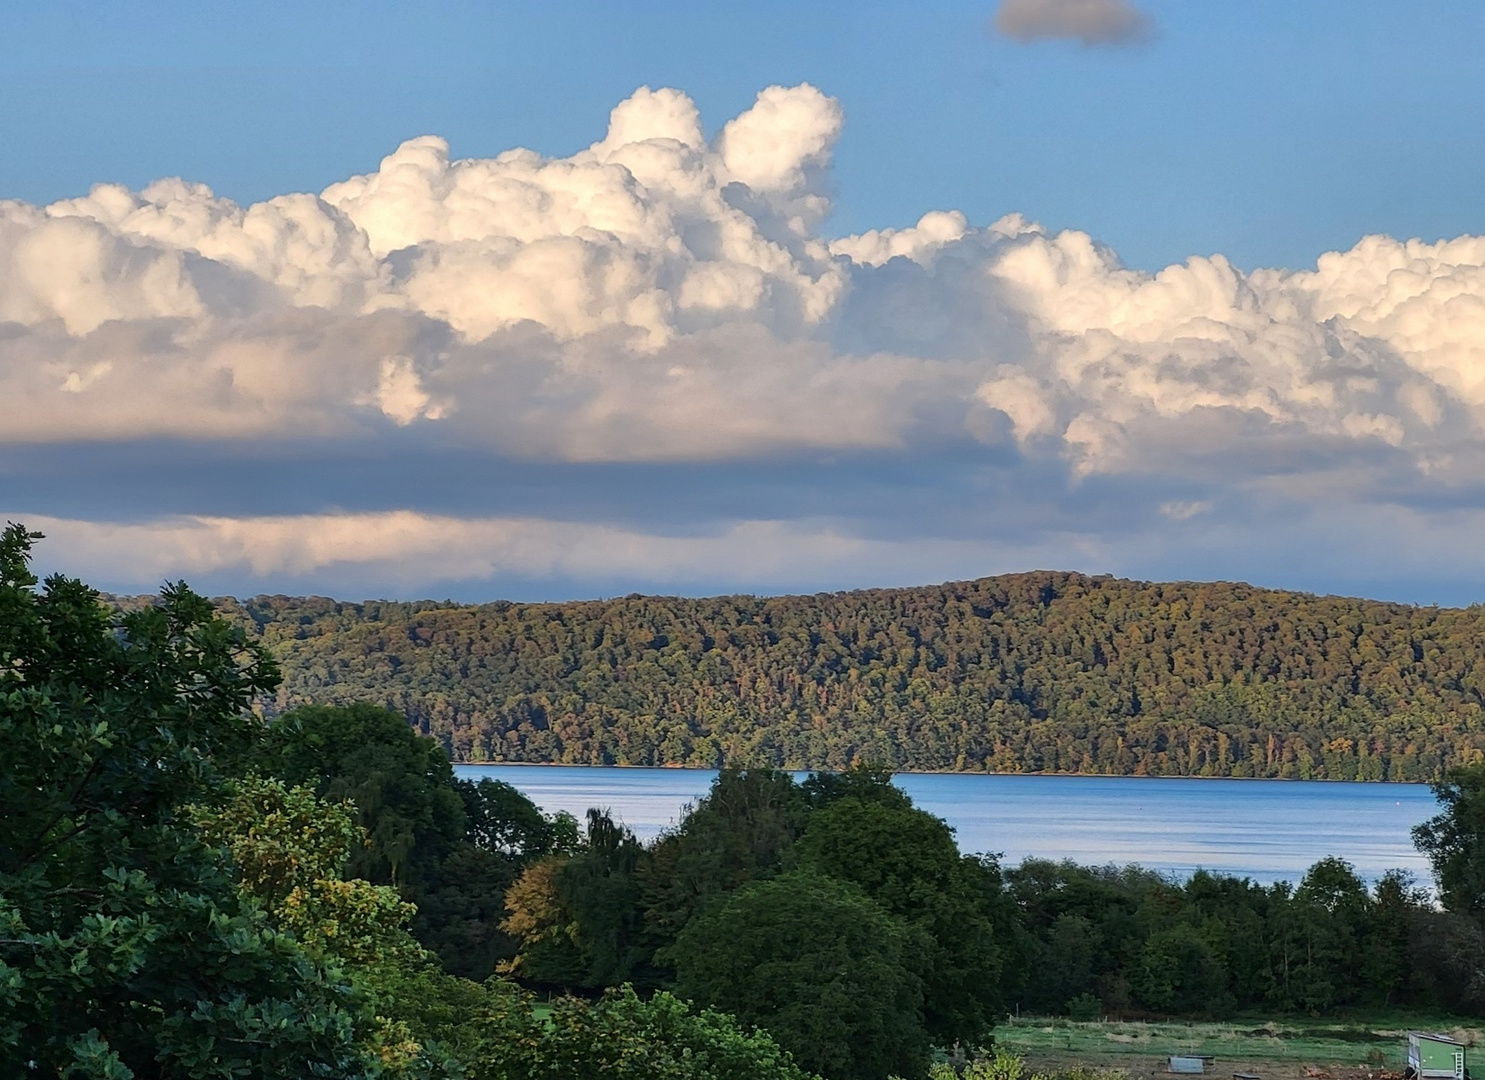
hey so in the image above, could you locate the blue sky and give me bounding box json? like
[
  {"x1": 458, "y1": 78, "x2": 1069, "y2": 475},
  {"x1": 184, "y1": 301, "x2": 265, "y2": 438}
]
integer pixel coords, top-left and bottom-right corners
[
  {"x1": 6, "y1": 1, "x2": 1484, "y2": 271},
  {"x1": 4, "y1": 0, "x2": 1485, "y2": 604}
]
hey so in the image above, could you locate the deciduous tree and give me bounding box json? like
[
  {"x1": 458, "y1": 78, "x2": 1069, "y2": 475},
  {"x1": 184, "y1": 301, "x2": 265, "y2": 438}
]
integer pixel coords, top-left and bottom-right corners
[
  {"x1": 667, "y1": 869, "x2": 928, "y2": 1080},
  {"x1": 0, "y1": 524, "x2": 368, "y2": 1078}
]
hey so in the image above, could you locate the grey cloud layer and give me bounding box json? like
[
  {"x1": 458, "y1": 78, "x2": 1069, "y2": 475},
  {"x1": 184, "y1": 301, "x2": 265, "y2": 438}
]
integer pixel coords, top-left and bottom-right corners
[{"x1": 5, "y1": 84, "x2": 1485, "y2": 600}]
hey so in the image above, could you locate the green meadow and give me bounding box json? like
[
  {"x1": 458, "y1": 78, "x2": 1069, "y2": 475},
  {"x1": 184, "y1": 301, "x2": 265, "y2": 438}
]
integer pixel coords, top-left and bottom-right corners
[{"x1": 996, "y1": 1016, "x2": 1485, "y2": 1079}]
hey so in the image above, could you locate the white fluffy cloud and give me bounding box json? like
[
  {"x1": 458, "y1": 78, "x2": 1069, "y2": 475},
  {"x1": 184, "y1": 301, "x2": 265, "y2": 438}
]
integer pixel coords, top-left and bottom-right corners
[{"x1": 4, "y1": 83, "x2": 1485, "y2": 490}]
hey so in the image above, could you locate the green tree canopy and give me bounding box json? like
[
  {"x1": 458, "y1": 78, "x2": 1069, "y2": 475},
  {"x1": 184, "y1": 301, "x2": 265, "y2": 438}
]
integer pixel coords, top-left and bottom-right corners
[
  {"x1": 1414, "y1": 761, "x2": 1485, "y2": 915},
  {"x1": 445, "y1": 982, "x2": 819, "y2": 1080},
  {"x1": 193, "y1": 775, "x2": 423, "y2": 969},
  {"x1": 461, "y1": 775, "x2": 579, "y2": 858},
  {"x1": 642, "y1": 768, "x2": 808, "y2": 948},
  {"x1": 0, "y1": 524, "x2": 368, "y2": 1078},
  {"x1": 245, "y1": 702, "x2": 467, "y2": 889},
  {"x1": 667, "y1": 869, "x2": 928, "y2": 1080},
  {"x1": 789, "y1": 795, "x2": 1005, "y2": 1048},
  {"x1": 501, "y1": 809, "x2": 655, "y2": 991},
  {"x1": 411, "y1": 776, "x2": 578, "y2": 980}
]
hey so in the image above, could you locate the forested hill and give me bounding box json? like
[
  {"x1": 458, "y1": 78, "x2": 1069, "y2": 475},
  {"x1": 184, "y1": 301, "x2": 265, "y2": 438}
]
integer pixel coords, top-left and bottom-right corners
[{"x1": 210, "y1": 572, "x2": 1485, "y2": 781}]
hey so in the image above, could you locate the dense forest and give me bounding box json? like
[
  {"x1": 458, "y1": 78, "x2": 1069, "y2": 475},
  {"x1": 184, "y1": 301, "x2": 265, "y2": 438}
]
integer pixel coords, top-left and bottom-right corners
[
  {"x1": 211, "y1": 573, "x2": 1485, "y2": 780},
  {"x1": 12, "y1": 526, "x2": 1485, "y2": 1080}
]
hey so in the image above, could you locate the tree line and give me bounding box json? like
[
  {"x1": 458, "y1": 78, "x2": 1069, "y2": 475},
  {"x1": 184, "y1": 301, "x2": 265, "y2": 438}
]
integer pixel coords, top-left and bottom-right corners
[
  {"x1": 490, "y1": 771, "x2": 1485, "y2": 1032},
  {"x1": 206, "y1": 572, "x2": 1485, "y2": 780},
  {"x1": 12, "y1": 528, "x2": 1485, "y2": 1080}
]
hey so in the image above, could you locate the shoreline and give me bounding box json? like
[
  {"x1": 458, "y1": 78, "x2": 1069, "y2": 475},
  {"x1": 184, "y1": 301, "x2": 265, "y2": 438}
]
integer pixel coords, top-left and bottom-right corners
[{"x1": 448, "y1": 762, "x2": 1435, "y2": 786}]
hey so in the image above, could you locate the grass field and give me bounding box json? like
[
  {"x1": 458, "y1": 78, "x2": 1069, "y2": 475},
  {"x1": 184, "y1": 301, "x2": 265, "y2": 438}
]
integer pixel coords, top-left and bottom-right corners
[{"x1": 996, "y1": 1017, "x2": 1485, "y2": 1080}]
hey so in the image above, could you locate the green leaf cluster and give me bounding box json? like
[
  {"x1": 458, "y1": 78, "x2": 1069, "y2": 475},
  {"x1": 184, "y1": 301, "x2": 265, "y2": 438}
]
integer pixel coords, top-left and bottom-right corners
[
  {"x1": 449, "y1": 982, "x2": 818, "y2": 1080},
  {"x1": 668, "y1": 870, "x2": 929, "y2": 1080},
  {"x1": 0, "y1": 523, "x2": 367, "y2": 1078}
]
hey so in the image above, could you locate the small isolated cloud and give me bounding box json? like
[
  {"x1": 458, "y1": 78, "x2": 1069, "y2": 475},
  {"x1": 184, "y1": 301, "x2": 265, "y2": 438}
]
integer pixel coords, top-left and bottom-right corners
[
  {"x1": 994, "y1": 0, "x2": 1153, "y2": 46},
  {"x1": 1160, "y1": 500, "x2": 1212, "y2": 521}
]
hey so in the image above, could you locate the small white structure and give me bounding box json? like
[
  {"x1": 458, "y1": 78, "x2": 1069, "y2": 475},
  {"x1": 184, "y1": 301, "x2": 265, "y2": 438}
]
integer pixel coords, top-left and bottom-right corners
[{"x1": 1407, "y1": 1032, "x2": 1466, "y2": 1080}]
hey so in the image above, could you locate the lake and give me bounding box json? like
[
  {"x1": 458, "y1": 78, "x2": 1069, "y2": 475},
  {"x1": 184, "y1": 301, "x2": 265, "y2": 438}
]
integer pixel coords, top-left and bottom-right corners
[{"x1": 453, "y1": 765, "x2": 1440, "y2": 885}]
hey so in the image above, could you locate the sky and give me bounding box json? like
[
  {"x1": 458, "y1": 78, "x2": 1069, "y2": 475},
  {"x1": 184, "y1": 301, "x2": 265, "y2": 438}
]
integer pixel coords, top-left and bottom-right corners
[{"x1": 4, "y1": 0, "x2": 1485, "y2": 605}]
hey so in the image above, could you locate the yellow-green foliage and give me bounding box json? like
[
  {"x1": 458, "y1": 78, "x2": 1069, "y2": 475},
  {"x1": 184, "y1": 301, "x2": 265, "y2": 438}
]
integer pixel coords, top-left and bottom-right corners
[
  {"x1": 928, "y1": 1047, "x2": 1045, "y2": 1080},
  {"x1": 926, "y1": 1048, "x2": 1134, "y2": 1080},
  {"x1": 194, "y1": 775, "x2": 423, "y2": 967},
  {"x1": 194, "y1": 776, "x2": 460, "y2": 1077},
  {"x1": 499, "y1": 853, "x2": 583, "y2": 977}
]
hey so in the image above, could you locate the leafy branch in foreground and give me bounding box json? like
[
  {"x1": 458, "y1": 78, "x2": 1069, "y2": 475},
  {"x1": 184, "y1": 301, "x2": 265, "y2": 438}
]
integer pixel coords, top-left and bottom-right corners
[{"x1": 0, "y1": 522, "x2": 366, "y2": 1079}]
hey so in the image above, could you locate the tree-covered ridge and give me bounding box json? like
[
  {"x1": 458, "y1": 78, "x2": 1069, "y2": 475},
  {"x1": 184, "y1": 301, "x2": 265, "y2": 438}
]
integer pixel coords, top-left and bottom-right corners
[{"x1": 221, "y1": 572, "x2": 1485, "y2": 780}]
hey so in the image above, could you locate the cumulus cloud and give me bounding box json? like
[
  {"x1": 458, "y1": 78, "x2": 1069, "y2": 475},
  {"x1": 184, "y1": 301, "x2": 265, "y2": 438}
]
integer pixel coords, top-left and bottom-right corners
[
  {"x1": 993, "y1": 0, "x2": 1153, "y2": 45},
  {"x1": 5, "y1": 82, "x2": 1485, "y2": 480},
  {"x1": 10, "y1": 83, "x2": 1485, "y2": 599},
  {"x1": 5, "y1": 84, "x2": 1484, "y2": 484}
]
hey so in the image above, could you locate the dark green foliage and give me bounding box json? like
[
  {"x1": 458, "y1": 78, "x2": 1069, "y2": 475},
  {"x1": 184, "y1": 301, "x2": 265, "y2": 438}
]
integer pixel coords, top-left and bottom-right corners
[
  {"x1": 505, "y1": 764, "x2": 1480, "y2": 1055},
  {"x1": 799, "y1": 766, "x2": 915, "y2": 810},
  {"x1": 245, "y1": 702, "x2": 467, "y2": 889},
  {"x1": 412, "y1": 843, "x2": 530, "y2": 980},
  {"x1": 374, "y1": 961, "x2": 821, "y2": 1080},
  {"x1": 1036, "y1": 914, "x2": 1101, "y2": 1015},
  {"x1": 1405, "y1": 909, "x2": 1485, "y2": 1013},
  {"x1": 1407, "y1": 768, "x2": 1485, "y2": 1012},
  {"x1": 504, "y1": 767, "x2": 1024, "y2": 1074},
  {"x1": 1362, "y1": 869, "x2": 1427, "y2": 1004},
  {"x1": 413, "y1": 779, "x2": 578, "y2": 980},
  {"x1": 1280, "y1": 857, "x2": 1371, "y2": 1010},
  {"x1": 1414, "y1": 762, "x2": 1485, "y2": 914},
  {"x1": 557, "y1": 809, "x2": 655, "y2": 989},
  {"x1": 501, "y1": 809, "x2": 658, "y2": 992},
  {"x1": 462, "y1": 775, "x2": 579, "y2": 857},
  {"x1": 642, "y1": 769, "x2": 809, "y2": 948},
  {"x1": 789, "y1": 794, "x2": 1007, "y2": 1046},
  {"x1": 0, "y1": 524, "x2": 368, "y2": 1078},
  {"x1": 668, "y1": 870, "x2": 929, "y2": 1080},
  {"x1": 1006, "y1": 856, "x2": 1452, "y2": 1018},
  {"x1": 218, "y1": 573, "x2": 1485, "y2": 779},
  {"x1": 1135, "y1": 924, "x2": 1230, "y2": 1015},
  {"x1": 244, "y1": 704, "x2": 573, "y2": 979}
]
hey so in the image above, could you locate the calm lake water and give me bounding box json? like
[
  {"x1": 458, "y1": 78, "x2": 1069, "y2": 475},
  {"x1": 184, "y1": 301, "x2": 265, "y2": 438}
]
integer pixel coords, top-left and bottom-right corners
[{"x1": 452, "y1": 765, "x2": 1439, "y2": 885}]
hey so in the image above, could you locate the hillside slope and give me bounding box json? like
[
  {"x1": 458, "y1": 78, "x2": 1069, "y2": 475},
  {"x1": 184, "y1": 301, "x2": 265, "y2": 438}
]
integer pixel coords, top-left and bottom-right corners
[{"x1": 222, "y1": 572, "x2": 1485, "y2": 780}]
